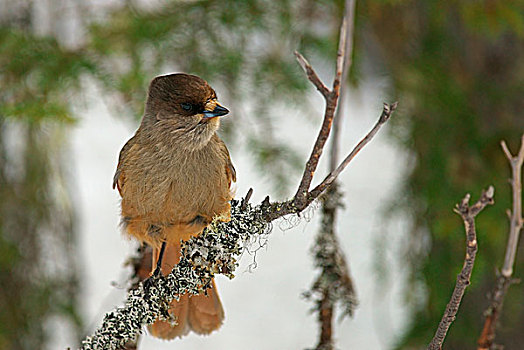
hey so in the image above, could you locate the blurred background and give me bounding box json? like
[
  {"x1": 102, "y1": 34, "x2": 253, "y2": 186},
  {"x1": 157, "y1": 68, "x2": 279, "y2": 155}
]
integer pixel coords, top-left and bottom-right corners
[{"x1": 0, "y1": 0, "x2": 523, "y2": 349}]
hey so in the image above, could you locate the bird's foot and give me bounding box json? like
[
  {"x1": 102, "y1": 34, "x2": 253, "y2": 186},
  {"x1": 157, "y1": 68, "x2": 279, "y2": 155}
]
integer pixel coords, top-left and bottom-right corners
[{"x1": 143, "y1": 266, "x2": 162, "y2": 294}]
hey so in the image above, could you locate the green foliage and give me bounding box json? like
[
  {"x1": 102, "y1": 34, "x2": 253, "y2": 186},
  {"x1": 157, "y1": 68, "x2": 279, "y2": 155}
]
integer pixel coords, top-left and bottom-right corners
[
  {"x1": 362, "y1": 0, "x2": 524, "y2": 348},
  {"x1": 0, "y1": 29, "x2": 96, "y2": 123}
]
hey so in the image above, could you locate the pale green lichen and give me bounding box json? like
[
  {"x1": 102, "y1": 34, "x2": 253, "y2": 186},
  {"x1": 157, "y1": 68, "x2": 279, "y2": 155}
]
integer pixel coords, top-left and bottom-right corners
[
  {"x1": 304, "y1": 186, "x2": 358, "y2": 321},
  {"x1": 81, "y1": 199, "x2": 270, "y2": 350}
]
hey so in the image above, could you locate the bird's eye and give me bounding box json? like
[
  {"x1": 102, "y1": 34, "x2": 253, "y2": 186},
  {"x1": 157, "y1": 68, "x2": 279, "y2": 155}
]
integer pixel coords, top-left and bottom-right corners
[{"x1": 181, "y1": 103, "x2": 192, "y2": 111}]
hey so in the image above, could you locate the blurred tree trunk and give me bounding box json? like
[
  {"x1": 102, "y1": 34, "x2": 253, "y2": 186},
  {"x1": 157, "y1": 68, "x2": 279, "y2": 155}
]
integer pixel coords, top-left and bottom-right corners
[
  {"x1": 0, "y1": 1, "x2": 83, "y2": 348},
  {"x1": 0, "y1": 120, "x2": 82, "y2": 349}
]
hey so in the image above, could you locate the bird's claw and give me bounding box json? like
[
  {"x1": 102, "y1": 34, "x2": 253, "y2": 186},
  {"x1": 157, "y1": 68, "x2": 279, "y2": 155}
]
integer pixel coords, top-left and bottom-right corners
[{"x1": 143, "y1": 267, "x2": 162, "y2": 294}]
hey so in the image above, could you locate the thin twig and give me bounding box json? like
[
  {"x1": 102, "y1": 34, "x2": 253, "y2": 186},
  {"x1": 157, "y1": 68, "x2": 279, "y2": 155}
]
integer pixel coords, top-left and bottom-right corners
[
  {"x1": 477, "y1": 134, "x2": 524, "y2": 350},
  {"x1": 241, "y1": 188, "x2": 254, "y2": 210},
  {"x1": 332, "y1": 2, "x2": 351, "y2": 97},
  {"x1": 427, "y1": 186, "x2": 495, "y2": 350},
  {"x1": 292, "y1": 4, "x2": 352, "y2": 208},
  {"x1": 314, "y1": 2, "x2": 357, "y2": 349},
  {"x1": 500, "y1": 135, "x2": 524, "y2": 277},
  {"x1": 329, "y1": 0, "x2": 355, "y2": 172},
  {"x1": 294, "y1": 52, "x2": 330, "y2": 98},
  {"x1": 263, "y1": 102, "x2": 396, "y2": 222},
  {"x1": 309, "y1": 102, "x2": 397, "y2": 200}
]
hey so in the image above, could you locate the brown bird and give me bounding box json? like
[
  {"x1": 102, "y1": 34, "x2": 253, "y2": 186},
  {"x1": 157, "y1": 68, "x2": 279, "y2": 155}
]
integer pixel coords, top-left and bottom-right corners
[{"x1": 113, "y1": 73, "x2": 236, "y2": 339}]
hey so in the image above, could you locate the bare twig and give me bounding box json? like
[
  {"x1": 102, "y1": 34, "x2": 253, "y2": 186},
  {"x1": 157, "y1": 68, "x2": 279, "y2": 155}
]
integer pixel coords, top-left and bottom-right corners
[
  {"x1": 329, "y1": 0, "x2": 355, "y2": 172},
  {"x1": 312, "y1": 2, "x2": 357, "y2": 349},
  {"x1": 263, "y1": 102, "x2": 396, "y2": 222},
  {"x1": 241, "y1": 188, "x2": 254, "y2": 210},
  {"x1": 477, "y1": 134, "x2": 524, "y2": 350},
  {"x1": 332, "y1": 9, "x2": 348, "y2": 93},
  {"x1": 292, "y1": 2, "x2": 352, "y2": 208},
  {"x1": 500, "y1": 135, "x2": 524, "y2": 278},
  {"x1": 294, "y1": 52, "x2": 330, "y2": 98},
  {"x1": 309, "y1": 102, "x2": 397, "y2": 200},
  {"x1": 427, "y1": 186, "x2": 495, "y2": 350}
]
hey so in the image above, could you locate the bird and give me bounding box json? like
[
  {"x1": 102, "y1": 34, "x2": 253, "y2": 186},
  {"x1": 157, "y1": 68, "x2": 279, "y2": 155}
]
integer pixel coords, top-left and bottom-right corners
[{"x1": 113, "y1": 73, "x2": 236, "y2": 339}]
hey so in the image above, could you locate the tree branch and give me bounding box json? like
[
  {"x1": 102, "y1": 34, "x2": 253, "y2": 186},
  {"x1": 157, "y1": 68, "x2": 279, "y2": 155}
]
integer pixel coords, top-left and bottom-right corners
[
  {"x1": 311, "y1": 2, "x2": 357, "y2": 349},
  {"x1": 294, "y1": 52, "x2": 330, "y2": 98},
  {"x1": 261, "y1": 101, "x2": 396, "y2": 222},
  {"x1": 477, "y1": 134, "x2": 524, "y2": 350},
  {"x1": 427, "y1": 186, "x2": 495, "y2": 350},
  {"x1": 500, "y1": 135, "x2": 524, "y2": 278},
  {"x1": 309, "y1": 102, "x2": 397, "y2": 201},
  {"x1": 292, "y1": 2, "x2": 352, "y2": 208},
  {"x1": 81, "y1": 201, "x2": 270, "y2": 349}
]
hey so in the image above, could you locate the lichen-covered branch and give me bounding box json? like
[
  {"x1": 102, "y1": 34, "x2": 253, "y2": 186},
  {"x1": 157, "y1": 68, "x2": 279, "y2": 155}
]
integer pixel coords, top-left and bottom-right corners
[
  {"x1": 305, "y1": 185, "x2": 357, "y2": 350},
  {"x1": 427, "y1": 186, "x2": 495, "y2": 350},
  {"x1": 477, "y1": 134, "x2": 524, "y2": 350},
  {"x1": 81, "y1": 201, "x2": 270, "y2": 349}
]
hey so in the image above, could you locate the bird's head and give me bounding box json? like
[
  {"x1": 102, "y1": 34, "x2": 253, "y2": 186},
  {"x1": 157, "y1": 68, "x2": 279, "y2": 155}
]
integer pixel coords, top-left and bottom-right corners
[{"x1": 143, "y1": 73, "x2": 229, "y2": 150}]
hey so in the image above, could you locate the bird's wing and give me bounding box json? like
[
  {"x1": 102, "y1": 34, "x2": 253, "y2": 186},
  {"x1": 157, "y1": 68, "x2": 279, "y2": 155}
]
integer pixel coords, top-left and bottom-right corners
[
  {"x1": 113, "y1": 136, "x2": 137, "y2": 196},
  {"x1": 226, "y1": 153, "x2": 236, "y2": 186},
  {"x1": 218, "y1": 138, "x2": 236, "y2": 187}
]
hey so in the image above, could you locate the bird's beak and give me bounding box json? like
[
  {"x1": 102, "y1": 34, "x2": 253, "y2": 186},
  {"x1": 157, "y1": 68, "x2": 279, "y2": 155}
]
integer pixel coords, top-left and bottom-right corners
[{"x1": 202, "y1": 101, "x2": 229, "y2": 120}]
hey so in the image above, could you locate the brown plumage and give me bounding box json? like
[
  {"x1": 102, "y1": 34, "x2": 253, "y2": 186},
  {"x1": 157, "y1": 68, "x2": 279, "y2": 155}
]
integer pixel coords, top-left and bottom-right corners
[{"x1": 113, "y1": 73, "x2": 235, "y2": 339}]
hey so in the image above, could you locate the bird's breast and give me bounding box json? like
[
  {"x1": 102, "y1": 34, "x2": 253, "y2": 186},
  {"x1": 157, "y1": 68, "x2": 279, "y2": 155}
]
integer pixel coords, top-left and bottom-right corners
[{"x1": 123, "y1": 139, "x2": 230, "y2": 225}]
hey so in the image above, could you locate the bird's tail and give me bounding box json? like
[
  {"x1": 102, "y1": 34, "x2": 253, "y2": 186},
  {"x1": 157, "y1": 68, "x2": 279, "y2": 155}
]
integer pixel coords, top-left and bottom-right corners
[{"x1": 148, "y1": 242, "x2": 225, "y2": 339}]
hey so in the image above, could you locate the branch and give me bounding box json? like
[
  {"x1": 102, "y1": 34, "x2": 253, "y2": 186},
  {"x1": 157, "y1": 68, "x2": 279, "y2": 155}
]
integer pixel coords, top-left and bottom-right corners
[
  {"x1": 308, "y1": 186, "x2": 357, "y2": 350},
  {"x1": 309, "y1": 102, "x2": 397, "y2": 200},
  {"x1": 81, "y1": 201, "x2": 270, "y2": 349},
  {"x1": 311, "y1": 3, "x2": 358, "y2": 348},
  {"x1": 263, "y1": 102, "x2": 396, "y2": 222},
  {"x1": 294, "y1": 52, "x2": 330, "y2": 98},
  {"x1": 427, "y1": 186, "x2": 495, "y2": 350},
  {"x1": 330, "y1": 0, "x2": 356, "y2": 172},
  {"x1": 500, "y1": 134, "x2": 524, "y2": 278},
  {"x1": 292, "y1": 1, "x2": 352, "y2": 208},
  {"x1": 477, "y1": 134, "x2": 524, "y2": 350}
]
